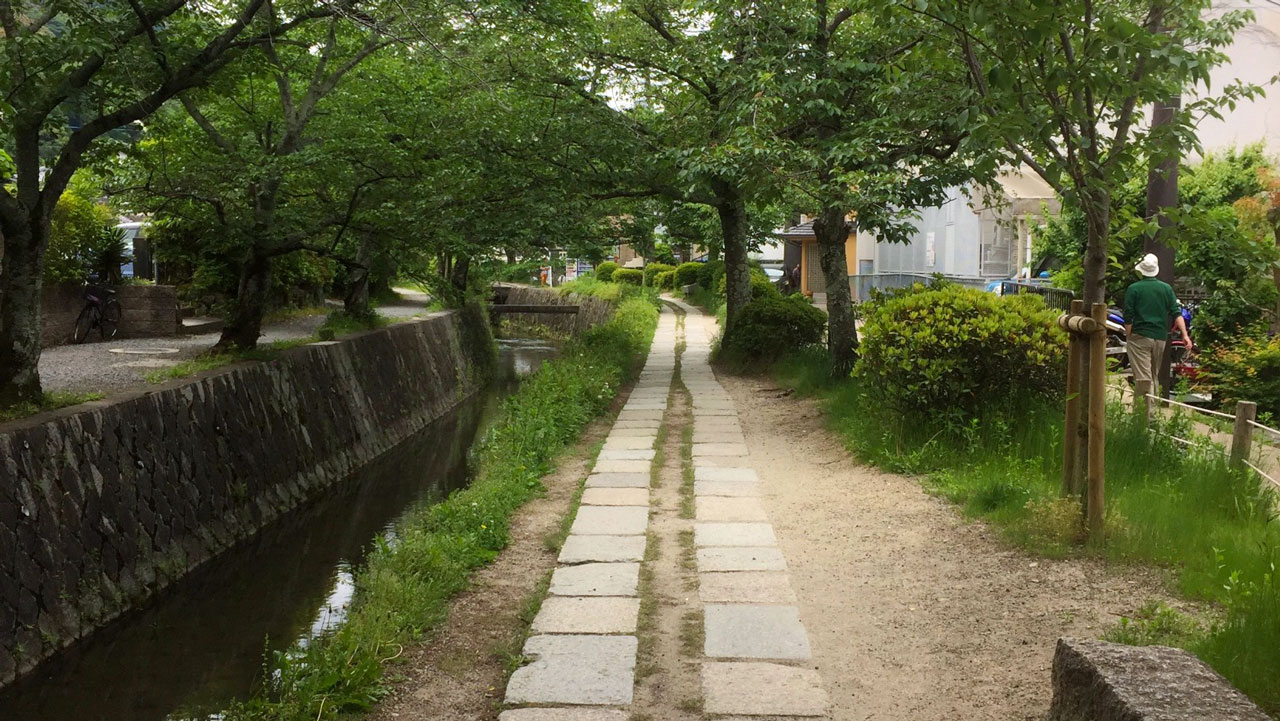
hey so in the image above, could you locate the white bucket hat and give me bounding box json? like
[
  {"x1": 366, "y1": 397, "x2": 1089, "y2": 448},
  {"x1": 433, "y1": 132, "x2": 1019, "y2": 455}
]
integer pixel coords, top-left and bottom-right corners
[{"x1": 1135, "y1": 253, "x2": 1159, "y2": 277}]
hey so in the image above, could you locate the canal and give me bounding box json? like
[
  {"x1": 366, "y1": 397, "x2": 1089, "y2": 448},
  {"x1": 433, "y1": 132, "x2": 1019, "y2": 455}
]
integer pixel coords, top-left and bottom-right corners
[{"x1": 0, "y1": 338, "x2": 559, "y2": 721}]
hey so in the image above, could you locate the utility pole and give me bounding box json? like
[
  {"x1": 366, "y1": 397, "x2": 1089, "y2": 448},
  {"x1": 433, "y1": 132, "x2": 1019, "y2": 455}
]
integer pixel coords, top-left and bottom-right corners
[{"x1": 1145, "y1": 95, "x2": 1180, "y2": 396}]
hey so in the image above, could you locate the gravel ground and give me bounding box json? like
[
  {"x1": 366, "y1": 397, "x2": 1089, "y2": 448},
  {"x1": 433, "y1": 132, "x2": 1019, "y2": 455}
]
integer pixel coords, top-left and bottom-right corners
[{"x1": 40, "y1": 290, "x2": 432, "y2": 395}]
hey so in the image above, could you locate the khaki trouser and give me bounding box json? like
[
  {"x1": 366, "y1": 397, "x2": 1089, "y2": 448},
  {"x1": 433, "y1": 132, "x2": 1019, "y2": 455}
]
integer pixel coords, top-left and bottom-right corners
[{"x1": 1127, "y1": 333, "x2": 1166, "y2": 399}]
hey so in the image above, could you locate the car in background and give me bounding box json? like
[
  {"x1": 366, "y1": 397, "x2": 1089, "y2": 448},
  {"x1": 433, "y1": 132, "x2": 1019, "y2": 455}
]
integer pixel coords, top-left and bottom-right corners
[{"x1": 114, "y1": 221, "x2": 152, "y2": 280}]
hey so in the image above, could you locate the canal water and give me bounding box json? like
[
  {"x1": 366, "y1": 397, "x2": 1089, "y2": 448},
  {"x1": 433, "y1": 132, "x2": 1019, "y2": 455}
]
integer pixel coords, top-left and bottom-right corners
[{"x1": 0, "y1": 338, "x2": 559, "y2": 721}]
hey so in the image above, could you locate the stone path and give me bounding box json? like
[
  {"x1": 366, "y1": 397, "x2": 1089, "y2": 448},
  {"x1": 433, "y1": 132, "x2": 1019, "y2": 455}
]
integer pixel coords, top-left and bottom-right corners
[{"x1": 501, "y1": 300, "x2": 828, "y2": 719}]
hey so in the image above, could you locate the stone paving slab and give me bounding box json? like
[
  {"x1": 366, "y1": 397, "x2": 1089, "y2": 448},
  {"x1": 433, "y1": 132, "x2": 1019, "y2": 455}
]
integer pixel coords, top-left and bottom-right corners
[
  {"x1": 694, "y1": 481, "x2": 762, "y2": 497},
  {"x1": 699, "y1": 572, "x2": 798, "y2": 604},
  {"x1": 603, "y1": 436, "x2": 656, "y2": 450},
  {"x1": 623, "y1": 402, "x2": 667, "y2": 410},
  {"x1": 592, "y1": 459, "x2": 652, "y2": 474},
  {"x1": 702, "y1": 662, "x2": 829, "y2": 717},
  {"x1": 532, "y1": 596, "x2": 641, "y2": 634},
  {"x1": 704, "y1": 604, "x2": 812, "y2": 660},
  {"x1": 696, "y1": 466, "x2": 752, "y2": 481},
  {"x1": 506, "y1": 634, "x2": 637, "y2": 705},
  {"x1": 692, "y1": 408, "x2": 738, "y2": 417},
  {"x1": 607, "y1": 427, "x2": 661, "y2": 438},
  {"x1": 581, "y1": 488, "x2": 650, "y2": 507},
  {"x1": 693, "y1": 431, "x2": 747, "y2": 444},
  {"x1": 696, "y1": 497, "x2": 769, "y2": 522},
  {"x1": 571, "y1": 505, "x2": 649, "y2": 535},
  {"x1": 693, "y1": 419, "x2": 744, "y2": 432},
  {"x1": 697, "y1": 547, "x2": 787, "y2": 572},
  {"x1": 695, "y1": 522, "x2": 777, "y2": 547},
  {"x1": 692, "y1": 443, "x2": 751, "y2": 457},
  {"x1": 559, "y1": 534, "x2": 648, "y2": 563},
  {"x1": 585, "y1": 472, "x2": 649, "y2": 488},
  {"x1": 611, "y1": 420, "x2": 662, "y2": 430},
  {"x1": 549, "y1": 562, "x2": 640, "y2": 596},
  {"x1": 615, "y1": 410, "x2": 664, "y2": 422},
  {"x1": 597, "y1": 449, "x2": 657, "y2": 461},
  {"x1": 691, "y1": 399, "x2": 736, "y2": 409},
  {"x1": 693, "y1": 456, "x2": 754, "y2": 469},
  {"x1": 499, "y1": 709, "x2": 630, "y2": 721}
]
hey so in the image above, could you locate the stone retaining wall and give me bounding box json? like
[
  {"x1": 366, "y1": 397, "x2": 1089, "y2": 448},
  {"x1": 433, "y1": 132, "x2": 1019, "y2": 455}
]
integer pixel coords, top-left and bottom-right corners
[
  {"x1": 0, "y1": 308, "x2": 494, "y2": 686},
  {"x1": 42, "y1": 284, "x2": 181, "y2": 347},
  {"x1": 502, "y1": 286, "x2": 616, "y2": 335}
]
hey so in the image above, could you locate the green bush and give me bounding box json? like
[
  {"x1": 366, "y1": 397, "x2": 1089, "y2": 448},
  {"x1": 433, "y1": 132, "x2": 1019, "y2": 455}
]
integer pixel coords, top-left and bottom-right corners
[
  {"x1": 655, "y1": 270, "x2": 675, "y2": 290},
  {"x1": 595, "y1": 261, "x2": 619, "y2": 282},
  {"x1": 857, "y1": 285, "x2": 1066, "y2": 415},
  {"x1": 721, "y1": 293, "x2": 826, "y2": 362},
  {"x1": 716, "y1": 272, "x2": 779, "y2": 301},
  {"x1": 643, "y1": 262, "x2": 674, "y2": 286},
  {"x1": 1202, "y1": 336, "x2": 1280, "y2": 418},
  {"x1": 613, "y1": 268, "x2": 643, "y2": 285},
  {"x1": 45, "y1": 187, "x2": 116, "y2": 284},
  {"x1": 697, "y1": 259, "x2": 725, "y2": 289},
  {"x1": 675, "y1": 262, "x2": 702, "y2": 287}
]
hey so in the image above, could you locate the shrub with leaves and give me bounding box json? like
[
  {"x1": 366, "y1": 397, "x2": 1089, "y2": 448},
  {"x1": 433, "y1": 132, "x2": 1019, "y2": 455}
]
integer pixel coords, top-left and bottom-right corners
[
  {"x1": 594, "y1": 261, "x2": 619, "y2": 282},
  {"x1": 655, "y1": 270, "x2": 675, "y2": 290},
  {"x1": 697, "y1": 259, "x2": 725, "y2": 289},
  {"x1": 613, "y1": 268, "x2": 642, "y2": 285},
  {"x1": 643, "y1": 262, "x2": 674, "y2": 286},
  {"x1": 857, "y1": 285, "x2": 1066, "y2": 415},
  {"x1": 1202, "y1": 336, "x2": 1280, "y2": 418},
  {"x1": 675, "y1": 262, "x2": 702, "y2": 287},
  {"x1": 721, "y1": 293, "x2": 826, "y2": 362}
]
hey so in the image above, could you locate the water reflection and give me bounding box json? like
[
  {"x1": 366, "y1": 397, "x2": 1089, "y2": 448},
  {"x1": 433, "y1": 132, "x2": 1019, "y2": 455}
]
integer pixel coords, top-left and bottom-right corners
[{"x1": 0, "y1": 337, "x2": 558, "y2": 721}]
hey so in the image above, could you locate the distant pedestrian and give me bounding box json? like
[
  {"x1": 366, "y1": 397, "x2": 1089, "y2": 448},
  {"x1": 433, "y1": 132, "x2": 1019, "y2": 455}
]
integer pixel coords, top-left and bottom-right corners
[
  {"x1": 789, "y1": 264, "x2": 801, "y2": 294},
  {"x1": 1124, "y1": 253, "x2": 1191, "y2": 401}
]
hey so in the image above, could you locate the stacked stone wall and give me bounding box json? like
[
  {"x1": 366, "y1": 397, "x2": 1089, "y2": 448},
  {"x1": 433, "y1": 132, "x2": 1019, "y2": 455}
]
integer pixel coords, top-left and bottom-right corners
[
  {"x1": 502, "y1": 286, "x2": 616, "y2": 335},
  {"x1": 0, "y1": 308, "x2": 493, "y2": 686},
  {"x1": 41, "y1": 284, "x2": 181, "y2": 347}
]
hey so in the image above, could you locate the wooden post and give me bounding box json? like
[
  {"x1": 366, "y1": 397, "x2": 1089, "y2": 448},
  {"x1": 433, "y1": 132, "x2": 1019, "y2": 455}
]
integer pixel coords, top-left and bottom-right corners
[
  {"x1": 1087, "y1": 302, "x2": 1108, "y2": 539},
  {"x1": 1230, "y1": 401, "x2": 1257, "y2": 470},
  {"x1": 1061, "y1": 299, "x2": 1084, "y2": 496}
]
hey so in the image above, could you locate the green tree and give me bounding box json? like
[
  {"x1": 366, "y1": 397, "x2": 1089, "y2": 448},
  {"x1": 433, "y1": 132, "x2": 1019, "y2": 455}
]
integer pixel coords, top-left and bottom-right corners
[{"x1": 0, "y1": 0, "x2": 345, "y2": 404}]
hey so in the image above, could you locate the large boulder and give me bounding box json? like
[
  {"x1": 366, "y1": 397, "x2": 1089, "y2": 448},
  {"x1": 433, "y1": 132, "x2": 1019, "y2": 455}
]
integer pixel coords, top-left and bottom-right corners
[{"x1": 1048, "y1": 638, "x2": 1269, "y2": 721}]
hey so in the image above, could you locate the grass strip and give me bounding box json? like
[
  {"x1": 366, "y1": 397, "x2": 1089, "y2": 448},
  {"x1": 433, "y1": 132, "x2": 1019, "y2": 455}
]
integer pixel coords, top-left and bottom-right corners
[
  {"x1": 0, "y1": 390, "x2": 105, "y2": 422},
  {"x1": 214, "y1": 297, "x2": 660, "y2": 720},
  {"x1": 771, "y1": 347, "x2": 1280, "y2": 715}
]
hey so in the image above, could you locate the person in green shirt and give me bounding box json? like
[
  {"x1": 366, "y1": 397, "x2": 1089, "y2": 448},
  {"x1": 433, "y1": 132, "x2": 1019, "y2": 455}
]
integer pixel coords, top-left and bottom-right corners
[{"x1": 1124, "y1": 253, "x2": 1191, "y2": 400}]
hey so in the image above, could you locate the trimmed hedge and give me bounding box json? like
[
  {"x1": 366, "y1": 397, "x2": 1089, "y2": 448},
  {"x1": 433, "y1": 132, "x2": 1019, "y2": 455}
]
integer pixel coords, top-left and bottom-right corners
[
  {"x1": 1203, "y1": 336, "x2": 1280, "y2": 419},
  {"x1": 643, "y1": 262, "x2": 674, "y2": 286},
  {"x1": 594, "y1": 261, "x2": 619, "y2": 282},
  {"x1": 613, "y1": 268, "x2": 642, "y2": 285},
  {"x1": 676, "y1": 262, "x2": 702, "y2": 287},
  {"x1": 721, "y1": 293, "x2": 826, "y2": 362},
  {"x1": 857, "y1": 284, "x2": 1066, "y2": 415},
  {"x1": 655, "y1": 270, "x2": 675, "y2": 290}
]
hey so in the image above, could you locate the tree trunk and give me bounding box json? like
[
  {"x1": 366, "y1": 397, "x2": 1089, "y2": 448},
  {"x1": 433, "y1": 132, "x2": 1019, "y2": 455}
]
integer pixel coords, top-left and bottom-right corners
[
  {"x1": 450, "y1": 253, "x2": 471, "y2": 294},
  {"x1": 714, "y1": 183, "x2": 751, "y2": 336},
  {"x1": 1272, "y1": 226, "x2": 1280, "y2": 334},
  {"x1": 812, "y1": 206, "x2": 858, "y2": 377},
  {"x1": 343, "y1": 232, "x2": 373, "y2": 317},
  {"x1": 215, "y1": 252, "x2": 272, "y2": 352},
  {"x1": 0, "y1": 219, "x2": 47, "y2": 405},
  {"x1": 1081, "y1": 195, "x2": 1110, "y2": 305}
]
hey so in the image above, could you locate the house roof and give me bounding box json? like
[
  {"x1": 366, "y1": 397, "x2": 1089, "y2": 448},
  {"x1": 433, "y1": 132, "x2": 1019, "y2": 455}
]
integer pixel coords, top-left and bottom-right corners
[
  {"x1": 778, "y1": 220, "x2": 815, "y2": 239},
  {"x1": 994, "y1": 168, "x2": 1056, "y2": 199}
]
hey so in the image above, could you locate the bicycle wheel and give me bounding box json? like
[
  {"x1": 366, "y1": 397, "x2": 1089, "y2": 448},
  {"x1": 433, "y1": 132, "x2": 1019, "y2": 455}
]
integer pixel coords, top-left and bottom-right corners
[
  {"x1": 72, "y1": 306, "x2": 96, "y2": 344},
  {"x1": 100, "y1": 299, "x2": 122, "y2": 340}
]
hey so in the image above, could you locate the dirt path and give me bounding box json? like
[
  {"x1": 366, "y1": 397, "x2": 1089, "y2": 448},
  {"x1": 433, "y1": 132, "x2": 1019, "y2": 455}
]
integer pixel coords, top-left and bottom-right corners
[{"x1": 722, "y1": 374, "x2": 1178, "y2": 720}]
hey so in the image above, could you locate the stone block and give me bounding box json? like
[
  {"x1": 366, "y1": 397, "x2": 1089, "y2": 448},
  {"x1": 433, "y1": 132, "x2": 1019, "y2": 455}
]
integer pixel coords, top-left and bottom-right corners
[
  {"x1": 694, "y1": 467, "x2": 758, "y2": 483},
  {"x1": 693, "y1": 431, "x2": 746, "y2": 445},
  {"x1": 602, "y1": 437, "x2": 656, "y2": 450},
  {"x1": 697, "y1": 547, "x2": 787, "y2": 572},
  {"x1": 696, "y1": 497, "x2": 768, "y2": 522},
  {"x1": 1048, "y1": 638, "x2": 1270, "y2": 721},
  {"x1": 692, "y1": 443, "x2": 750, "y2": 458},
  {"x1": 559, "y1": 535, "x2": 647, "y2": 564},
  {"x1": 694, "y1": 481, "x2": 762, "y2": 497},
  {"x1": 597, "y1": 449, "x2": 656, "y2": 461},
  {"x1": 585, "y1": 473, "x2": 649, "y2": 489},
  {"x1": 580, "y1": 488, "x2": 649, "y2": 507},
  {"x1": 499, "y1": 710, "x2": 628, "y2": 721},
  {"x1": 592, "y1": 459, "x2": 651, "y2": 474},
  {"x1": 506, "y1": 635, "x2": 637, "y2": 706},
  {"x1": 532, "y1": 596, "x2": 640, "y2": 634},
  {"x1": 702, "y1": 662, "x2": 828, "y2": 717},
  {"x1": 549, "y1": 563, "x2": 640, "y2": 596},
  {"x1": 571, "y1": 506, "x2": 649, "y2": 536},
  {"x1": 607, "y1": 428, "x2": 660, "y2": 438},
  {"x1": 699, "y1": 572, "x2": 797, "y2": 604},
  {"x1": 695, "y1": 523, "x2": 777, "y2": 547},
  {"x1": 704, "y1": 604, "x2": 812, "y2": 660}
]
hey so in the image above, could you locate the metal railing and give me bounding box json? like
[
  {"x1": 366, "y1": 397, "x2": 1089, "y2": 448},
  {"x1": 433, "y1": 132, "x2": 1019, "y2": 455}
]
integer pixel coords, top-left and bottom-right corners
[
  {"x1": 1000, "y1": 281, "x2": 1075, "y2": 311},
  {"x1": 848, "y1": 273, "x2": 988, "y2": 301}
]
